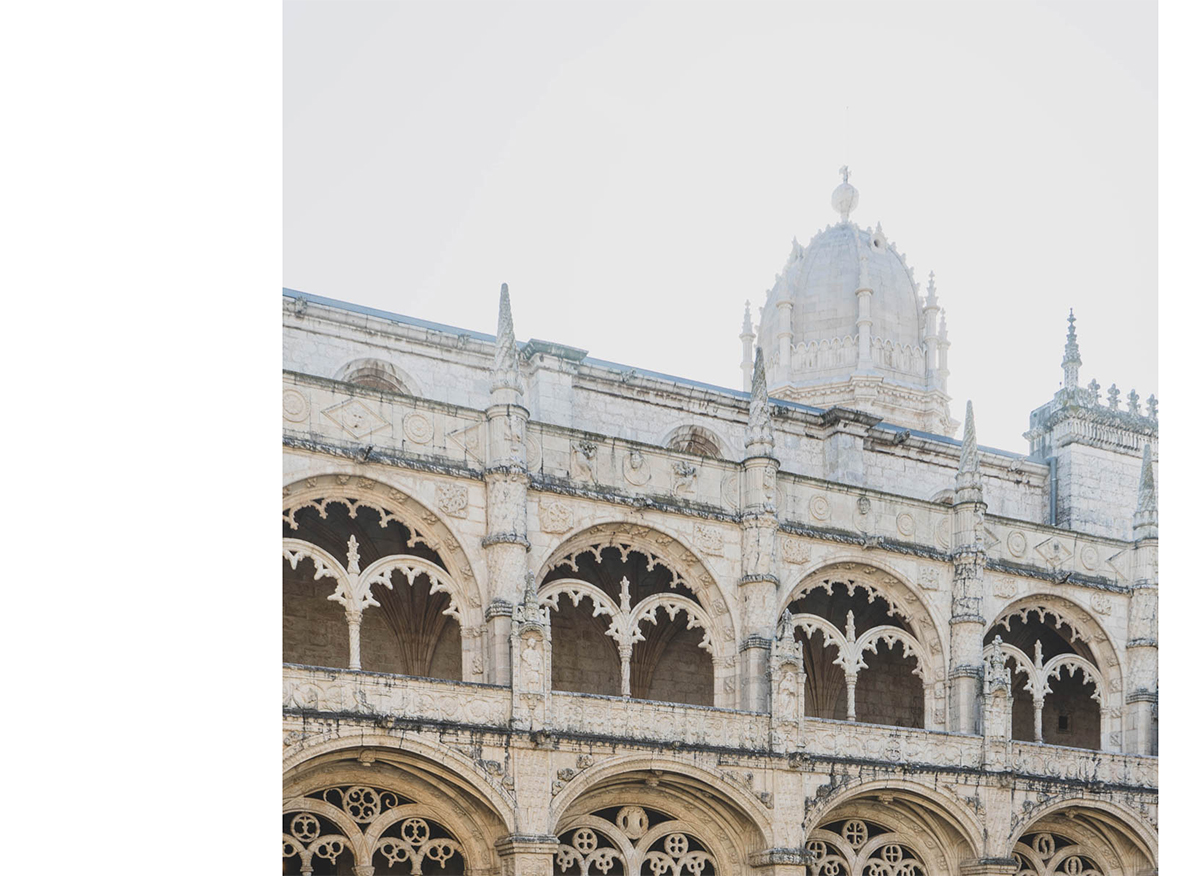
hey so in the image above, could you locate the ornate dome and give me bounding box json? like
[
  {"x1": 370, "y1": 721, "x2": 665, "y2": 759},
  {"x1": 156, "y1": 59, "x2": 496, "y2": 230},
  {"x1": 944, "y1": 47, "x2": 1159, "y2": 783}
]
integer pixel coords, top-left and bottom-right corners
[{"x1": 746, "y1": 169, "x2": 956, "y2": 436}]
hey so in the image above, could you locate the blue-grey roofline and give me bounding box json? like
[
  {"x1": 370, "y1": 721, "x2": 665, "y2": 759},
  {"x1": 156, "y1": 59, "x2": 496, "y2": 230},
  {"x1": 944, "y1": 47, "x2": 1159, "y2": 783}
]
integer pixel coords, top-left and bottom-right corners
[{"x1": 283, "y1": 288, "x2": 1028, "y2": 460}]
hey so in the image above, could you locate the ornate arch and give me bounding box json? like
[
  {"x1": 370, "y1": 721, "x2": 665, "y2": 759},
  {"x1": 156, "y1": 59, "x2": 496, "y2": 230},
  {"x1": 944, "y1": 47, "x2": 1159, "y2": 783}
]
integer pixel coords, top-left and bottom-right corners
[
  {"x1": 989, "y1": 594, "x2": 1124, "y2": 751},
  {"x1": 548, "y1": 759, "x2": 773, "y2": 873},
  {"x1": 547, "y1": 757, "x2": 773, "y2": 851},
  {"x1": 1008, "y1": 799, "x2": 1158, "y2": 875},
  {"x1": 534, "y1": 521, "x2": 739, "y2": 707},
  {"x1": 283, "y1": 473, "x2": 486, "y2": 680},
  {"x1": 282, "y1": 734, "x2": 516, "y2": 834},
  {"x1": 778, "y1": 560, "x2": 948, "y2": 728},
  {"x1": 801, "y1": 779, "x2": 985, "y2": 867}
]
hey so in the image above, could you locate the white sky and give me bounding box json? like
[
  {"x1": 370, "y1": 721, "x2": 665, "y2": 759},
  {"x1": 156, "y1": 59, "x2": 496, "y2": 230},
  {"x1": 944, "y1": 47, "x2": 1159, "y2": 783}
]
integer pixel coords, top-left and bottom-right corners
[{"x1": 284, "y1": 0, "x2": 1157, "y2": 453}]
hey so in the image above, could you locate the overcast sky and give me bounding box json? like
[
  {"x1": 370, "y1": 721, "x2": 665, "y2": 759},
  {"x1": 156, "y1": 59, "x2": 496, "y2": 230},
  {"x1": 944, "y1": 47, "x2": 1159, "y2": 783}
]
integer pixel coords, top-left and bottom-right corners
[{"x1": 284, "y1": 0, "x2": 1156, "y2": 453}]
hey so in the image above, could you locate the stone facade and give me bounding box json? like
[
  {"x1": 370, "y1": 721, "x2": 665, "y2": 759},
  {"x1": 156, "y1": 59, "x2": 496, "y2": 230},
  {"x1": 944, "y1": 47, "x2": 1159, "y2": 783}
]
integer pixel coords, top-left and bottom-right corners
[{"x1": 282, "y1": 175, "x2": 1157, "y2": 876}]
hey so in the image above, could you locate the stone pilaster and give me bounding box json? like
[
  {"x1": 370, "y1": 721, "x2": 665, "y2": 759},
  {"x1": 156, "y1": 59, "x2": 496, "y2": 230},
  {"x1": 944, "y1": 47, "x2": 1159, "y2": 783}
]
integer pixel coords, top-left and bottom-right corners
[{"x1": 769, "y1": 611, "x2": 805, "y2": 752}]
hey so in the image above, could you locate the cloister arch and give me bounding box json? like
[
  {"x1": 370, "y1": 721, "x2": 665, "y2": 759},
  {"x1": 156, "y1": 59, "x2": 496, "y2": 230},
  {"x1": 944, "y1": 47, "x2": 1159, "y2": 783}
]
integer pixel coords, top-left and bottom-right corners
[
  {"x1": 284, "y1": 743, "x2": 514, "y2": 875},
  {"x1": 802, "y1": 781, "x2": 984, "y2": 875},
  {"x1": 534, "y1": 522, "x2": 739, "y2": 708},
  {"x1": 549, "y1": 760, "x2": 771, "y2": 875},
  {"x1": 1008, "y1": 799, "x2": 1157, "y2": 876},
  {"x1": 777, "y1": 561, "x2": 947, "y2": 729},
  {"x1": 283, "y1": 474, "x2": 486, "y2": 681},
  {"x1": 987, "y1": 594, "x2": 1122, "y2": 752}
]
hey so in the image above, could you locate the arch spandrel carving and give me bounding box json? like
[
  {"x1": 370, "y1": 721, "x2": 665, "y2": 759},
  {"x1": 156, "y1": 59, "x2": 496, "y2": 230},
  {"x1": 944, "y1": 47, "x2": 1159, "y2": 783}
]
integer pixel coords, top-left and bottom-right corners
[{"x1": 988, "y1": 595, "x2": 1123, "y2": 689}]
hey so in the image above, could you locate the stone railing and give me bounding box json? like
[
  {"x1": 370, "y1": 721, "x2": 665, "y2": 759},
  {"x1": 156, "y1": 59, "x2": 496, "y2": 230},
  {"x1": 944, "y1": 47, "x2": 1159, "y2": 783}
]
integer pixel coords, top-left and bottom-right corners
[
  {"x1": 282, "y1": 666, "x2": 1156, "y2": 791},
  {"x1": 550, "y1": 690, "x2": 770, "y2": 751},
  {"x1": 283, "y1": 664, "x2": 511, "y2": 728}
]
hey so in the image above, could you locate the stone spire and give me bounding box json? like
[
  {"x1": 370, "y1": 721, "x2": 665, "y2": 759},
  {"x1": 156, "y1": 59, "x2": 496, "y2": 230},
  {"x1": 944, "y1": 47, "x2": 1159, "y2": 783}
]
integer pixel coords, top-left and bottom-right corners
[
  {"x1": 745, "y1": 347, "x2": 775, "y2": 457},
  {"x1": 740, "y1": 300, "x2": 756, "y2": 392},
  {"x1": 1133, "y1": 443, "x2": 1157, "y2": 539},
  {"x1": 925, "y1": 271, "x2": 939, "y2": 309},
  {"x1": 491, "y1": 283, "x2": 523, "y2": 398},
  {"x1": 955, "y1": 400, "x2": 983, "y2": 502},
  {"x1": 1061, "y1": 309, "x2": 1081, "y2": 391}
]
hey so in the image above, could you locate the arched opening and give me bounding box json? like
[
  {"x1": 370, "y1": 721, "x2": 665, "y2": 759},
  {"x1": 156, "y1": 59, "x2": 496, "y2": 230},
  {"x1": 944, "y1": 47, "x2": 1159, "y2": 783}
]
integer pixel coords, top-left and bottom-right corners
[
  {"x1": 552, "y1": 766, "x2": 768, "y2": 876},
  {"x1": 805, "y1": 787, "x2": 981, "y2": 876},
  {"x1": 988, "y1": 604, "x2": 1103, "y2": 750},
  {"x1": 338, "y1": 358, "x2": 412, "y2": 394},
  {"x1": 1011, "y1": 806, "x2": 1157, "y2": 876},
  {"x1": 283, "y1": 497, "x2": 462, "y2": 680},
  {"x1": 283, "y1": 746, "x2": 512, "y2": 876},
  {"x1": 664, "y1": 425, "x2": 725, "y2": 460},
  {"x1": 542, "y1": 542, "x2": 714, "y2": 705},
  {"x1": 783, "y1": 575, "x2": 927, "y2": 728}
]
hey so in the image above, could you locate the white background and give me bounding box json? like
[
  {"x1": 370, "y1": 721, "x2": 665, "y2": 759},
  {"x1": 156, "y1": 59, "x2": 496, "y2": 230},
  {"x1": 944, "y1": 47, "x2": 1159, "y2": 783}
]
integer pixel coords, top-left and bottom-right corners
[{"x1": 0, "y1": 2, "x2": 1187, "y2": 873}]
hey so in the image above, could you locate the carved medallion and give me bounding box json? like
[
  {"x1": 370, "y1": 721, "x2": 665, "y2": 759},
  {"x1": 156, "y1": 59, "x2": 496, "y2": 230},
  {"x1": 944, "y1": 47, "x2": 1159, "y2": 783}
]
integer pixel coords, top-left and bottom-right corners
[
  {"x1": 1007, "y1": 531, "x2": 1028, "y2": 558},
  {"x1": 402, "y1": 412, "x2": 433, "y2": 444},
  {"x1": 782, "y1": 538, "x2": 811, "y2": 565},
  {"x1": 436, "y1": 483, "x2": 469, "y2": 518},
  {"x1": 282, "y1": 388, "x2": 309, "y2": 423},
  {"x1": 809, "y1": 494, "x2": 831, "y2": 522},
  {"x1": 918, "y1": 568, "x2": 939, "y2": 591},
  {"x1": 694, "y1": 524, "x2": 724, "y2": 556},
  {"x1": 539, "y1": 499, "x2": 573, "y2": 534},
  {"x1": 623, "y1": 449, "x2": 651, "y2": 486},
  {"x1": 1079, "y1": 544, "x2": 1100, "y2": 571},
  {"x1": 895, "y1": 512, "x2": 915, "y2": 538},
  {"x1": 993, "y1": 577, "x2": 1019, "y2": 599},
  {"x1": 1090, "y1": 593, "x2": 1113, "y2": 616},
  {"x1": 935, "y1": 517, "x2": 951, "y2": 550}
]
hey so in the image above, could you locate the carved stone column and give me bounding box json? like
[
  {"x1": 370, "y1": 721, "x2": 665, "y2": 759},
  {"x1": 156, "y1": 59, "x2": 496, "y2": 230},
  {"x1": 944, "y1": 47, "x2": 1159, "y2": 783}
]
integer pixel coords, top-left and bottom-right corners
[
  {"x1": 484, "y1": 284, "x2": 531, "y2": 686},
  {"x1": 776, "y1": 298, "x2": 794, "y2": 376},
  {"x1": 981, "y1": 636, "x2": 1013, "y2": 770},
  {"x1": 769, "y1": 613, "x2": 805, "y2": 753},
  {"x1": 1126, "y1": 443, "x2": 1158, "y2": 755},
  {"x1": 740, "y1": 348, "x2": 779, "y2": 712},
  {"x1": 949, "y1": 402, "x2": 986, "y2": 735},
  {"x1": 511, "y1": 574, "x2": 552, "y2": 732}
]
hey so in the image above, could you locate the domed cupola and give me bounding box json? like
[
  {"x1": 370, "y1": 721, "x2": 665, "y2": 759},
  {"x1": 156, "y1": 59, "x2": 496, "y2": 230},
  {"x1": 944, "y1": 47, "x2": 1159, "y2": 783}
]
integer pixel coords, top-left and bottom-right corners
[{"x1": 743, "y1": 168, "x2": 957, "y2": 436}]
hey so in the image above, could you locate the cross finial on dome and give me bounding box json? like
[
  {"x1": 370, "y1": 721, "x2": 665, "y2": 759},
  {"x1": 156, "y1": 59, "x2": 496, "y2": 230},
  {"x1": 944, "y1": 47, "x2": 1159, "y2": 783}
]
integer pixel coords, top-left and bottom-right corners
[{"x1": 832, "y1": 167, "x2": 859, "y2": 223}]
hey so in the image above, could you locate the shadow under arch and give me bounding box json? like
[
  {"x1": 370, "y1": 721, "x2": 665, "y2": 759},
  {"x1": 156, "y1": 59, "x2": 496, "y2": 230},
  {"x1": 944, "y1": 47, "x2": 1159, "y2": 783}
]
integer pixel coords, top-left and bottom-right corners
[
  {"x1": 282, "y1": 472, "x2": 486, "y2": 679},
  {"x1": 1007, "y1": 797, "x2": 1158, "y2": 874},
  {"x1": 547, "y1": 755, "x2": 774, "y2": 872},
  {"x1": 801, "y1": 778, "x2": 985, "y2": 873}
]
